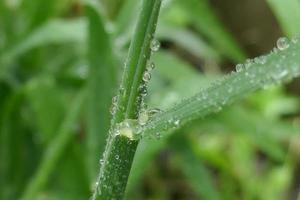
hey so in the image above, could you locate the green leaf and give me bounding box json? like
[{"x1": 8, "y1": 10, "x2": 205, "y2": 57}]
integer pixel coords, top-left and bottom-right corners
[
  {"x1": 85, "y1": 4, "x2": 118, "y2": 180},
  {"x1": 174, "y1": 0, "x2": 246, "y2": 62},
  {"x1": 0, "y1": 18, "x2": 86, "y2": 64},
  {"x1": 21, "y1": 0, "x2": 71, "y2": 29},
  {"x1": 138, "y1": 38, "x2": 300, "y2": 139},
  {"x1": 156, "y1": 23, "x2": 220, "y2": 61},
  {"x1": 171, "y1": 134, "x2": 220, "y2": 200},
  {"x1": 21, "y1": 89, "x2": 86, "y2": 200},
  {"x1": 267, "y1": 0, "x2": 300, "y2": 37},
  {"x1": 0, "y1": 91, "x2": 25, "y2": 199},
  {"x1": 125, "y1": 136, "x2": 170, "y2": 196},
  {"x1": 25, "y1": 77, "x2": 65, "y2": 144}
]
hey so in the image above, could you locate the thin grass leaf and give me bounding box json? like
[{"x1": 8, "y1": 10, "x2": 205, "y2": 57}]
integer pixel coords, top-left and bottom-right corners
[
  {"x1": 21, "y1": 90, "x2": 86, "y2": 200},
  {"x1": 156, "y1": 23, "x2": 220, "y2": 61},
  {"x1": 26, "y1": 77, "x2": 65, "y2": 144},
  {"x1": 85, "y1": 4, "x2": 117, "y2": 180},
  {"x1": 125, "y1": 136, "x2": 170, "y2": 197},
  {"x1": 91, "y1": 0, "x2": 162, "y2": 199},
  {"x1": 171, "y1": 135, "x2": 220, "y2": 200},
  {"x1": 101, "y1": 0, "x2": 124, "y2": 20},
  {"x1": 267, "y1": 0, "x2": 300, "y2": 37},
  {"x1": 21, "y1": 0, "x2": 65, "y2": 29},
  {"x1": 137, "y1": 38, "x2": 300, "y2": 139},
  {"x1": 0, "y1": 18, "x2": 86, "y2": 64},
  {"x1": 114, "y1": 0, "x2": 139, "y2": 37},
  {"x1": 0, "y1": 91, "x2": 24, "y2": 199},
  {"x1": 175, "y1": 0, "x2": 246, "y2": 62}
]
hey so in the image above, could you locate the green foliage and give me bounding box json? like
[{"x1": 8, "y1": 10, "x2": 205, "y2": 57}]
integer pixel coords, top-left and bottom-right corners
[{"x1": 1, "y1": 0, "x2": 300, "y2": 200}]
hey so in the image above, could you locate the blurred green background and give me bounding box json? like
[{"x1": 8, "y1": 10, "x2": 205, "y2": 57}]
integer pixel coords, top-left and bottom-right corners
[{"x1": 1, "y1": 0, "x2": 300, "y2": 199}]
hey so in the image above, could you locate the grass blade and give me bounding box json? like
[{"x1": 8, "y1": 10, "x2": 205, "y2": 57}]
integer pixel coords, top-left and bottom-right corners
[
  {"x1": 171, "y1": 135, "x2": 220, "y2": 200},
  {"x1": 156, "y1": 23, "x2": 220, "y2": 61},
  {"x1": 0, "y1": 19, "x2": 86, "y2": 63},
  {"x1": 26, "y1": 77, "x2": 65, "y2": 144},
  {"x1": 21, "y1": 90, "x2": 86, "y2": 200},
  {"x1": 92, "y1": 0, "x2": 162, "y2": 199},
  {"x1": 125, "y1": 136, "x2": 170, "y2": 197},
  {"x1": 138, "y1": 38, "x2": 300, "y2": 139},
  {"x1": 85, "y1": 4, "x2": 117, "y2": 180},
  {"x1": 176, "y1": 0, "x2": 246, "y2": 62},
  {"x1": 0, "y1": 91, "x2": 24, "y2": 199},
  {"x1": 267, "y1": 0, "x2": 300, "y2": 37}
]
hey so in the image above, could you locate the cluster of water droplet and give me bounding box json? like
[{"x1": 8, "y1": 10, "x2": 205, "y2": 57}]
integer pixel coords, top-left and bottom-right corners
[
  {"x1": 137, "y1": 39, "x2": 160, "y2": 118},
  {"x1": 233, "y1": 37, "x2": 294, "y2": 74},
  {"x1": 110, "y1": 95, "x2": 118, "y2": 116}
]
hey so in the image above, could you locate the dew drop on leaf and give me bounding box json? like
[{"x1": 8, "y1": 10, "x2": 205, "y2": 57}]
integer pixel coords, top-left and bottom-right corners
[
  {"x1": 116, "y1": 119, "x2": 139, "y2": 140},
  {"x1": 138, "y1": 111, "x2": 149, "y2": 125},
  {"x1": 146, "y1": 61, "x2": 155, "y2": 71},
  {"x1": 148, "y1": 108, "x2": 163, "y2": 116},
  {"x1": 174, "y1": 119, "x2": 180, "y2": 127},
  {"x1": 110, "y1": 95, "x2": 118, "y2": 115},
  {"x1": 143, "y1": 71, "x2": 151, "y2": 82},
  {"x1": 277, "y1": 37, "x2": 290, "y2": 50},
  {"x1": 235, "y1": 64, "x2": 244, "y2": 72},
  {"x1": 150, "y1": 39, "x2": 160, "y2": 52}
]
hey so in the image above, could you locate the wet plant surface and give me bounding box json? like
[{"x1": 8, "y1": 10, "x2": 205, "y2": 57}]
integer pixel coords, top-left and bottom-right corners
[{"x1": 1, "y1": 0, "x2": 300, "y2": 200}]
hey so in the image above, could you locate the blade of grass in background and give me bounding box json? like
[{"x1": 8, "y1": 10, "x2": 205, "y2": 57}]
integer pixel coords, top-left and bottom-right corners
[
  {"x1": 0, "y1": 1, "x2": 17, "y2": 49},
  {"x1": 101, "y1": 0, "x2": 124, "y2": 20},
  {"x1": 92, "y1": 0, "x2": 162, "y2": 199},
  {"x1": 0, "y1": 91, "x2": 24, "y2": 200},
  {"x1": 125, "y1": 135, "x2": 171, "y2": 197},
  {"x1": 26, "y1": 77, "x2": 65, "y2": 144},
  {"x1": 174, "y1": 0, "x2": 246, "y2": 62},
  {"x1": 0, "y1": 19, "x2": 86, "y2": 64},
  {"x1": 267, "y1": 0, "x2": 300, "y2": 37},
  {"x1": 85, "y1": 4, "x2": 117, "y2": 180},
  {"x1": 156, "y1": 23, "x2": 220, "y2": 61},
  {"x1": 114, "y1": 0, "x2": 139, "y2": 37},
  {"x1": 21, "y1": 0, "x2": 70, "y2": 29},
  {"x1": 171, "y1": 134, "x2": 220, "y2": 200},
  {"x1": 21, "y1": 89, "x2": 86, "y2": 200}
]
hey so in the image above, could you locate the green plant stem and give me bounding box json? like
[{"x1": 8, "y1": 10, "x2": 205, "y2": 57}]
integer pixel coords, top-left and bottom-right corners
[
  {"x1": 138, "y1": 39, "x2": 300, "y2": 139},
  {"x1": 21, "y1": 90, "x2": 86, "y2": 200},
  {"x1": 91, "y1": 0, "x2": 162, "y2": 199}
]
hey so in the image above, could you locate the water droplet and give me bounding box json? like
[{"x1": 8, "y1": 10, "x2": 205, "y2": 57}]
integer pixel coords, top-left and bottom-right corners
[
  {"x1": 272, "y1": 47, "x2": 279, "y2": 54},
  {"x1": 146, "y1": 61, "x2": 155, "y2": 71},
  {"x1": 150, "y1": 39, "x2": 160, "y2": 52},
  {"x1": 110, "y1": 96, "x2": 118, "y2": 115},
  {"x1": 155, "y1": 132, "x2": 161, "y2": 139},
  {"x1": 259, "y1": 56, "x2": 267, "y2": 64},
  {"x1": 174, "y1": 119, "x2": 180, "y2": 127},
  {"x1": 245, "y1": 59, "x2": 252, "y2": 69},
  {"x1": 116, "y1": 119, "x2": 138, "y2": 140},
  {"x1": 139, "y1": 85, "x2": 148, "y2": 97},
  {"x1": 275, "y1": 70, "x2": 288, "y2": 79},
  {"x1": 99, "y1": 159, "x2": 104, "y2": 165},
  {"x1": 148, "y1": 108, "x2": 163, "y2": 116},
  {"x1": 138, "y1": 111, "x2": 149, "y2": 125},
  {"x1": 277, "y1": 37, "x2": 290, "y2": 50},
  {"x1": 292, "y1": 36, "x2": 299, "y2": 44},
  {"x1": 143, "y1": 71, "x2": 151, "y2": 82},
  {"x1": 236, "y1": 64, "x2": 244, "y2": 72}
]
